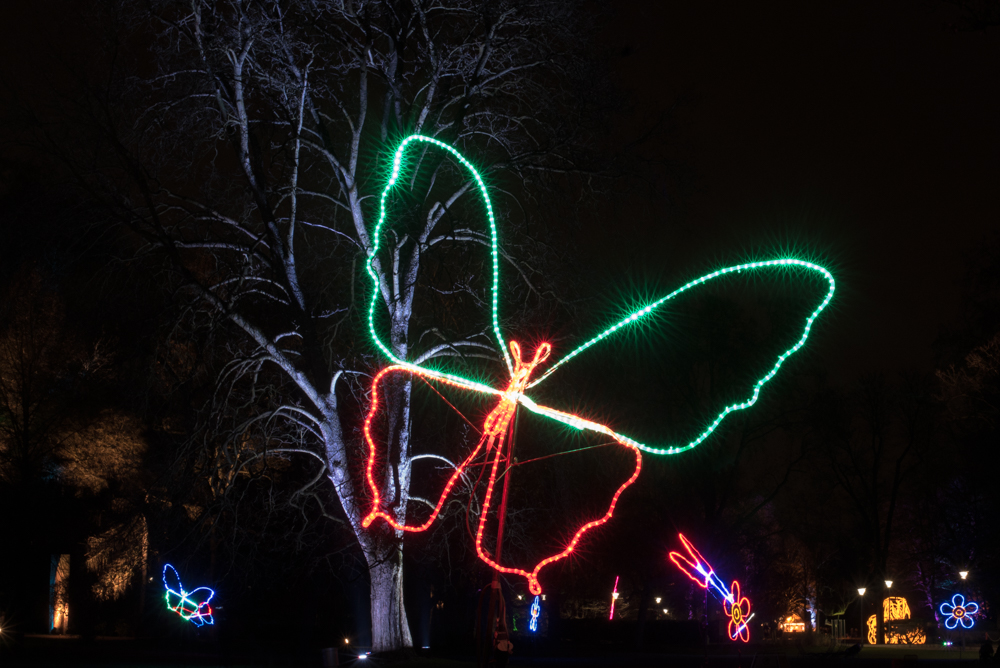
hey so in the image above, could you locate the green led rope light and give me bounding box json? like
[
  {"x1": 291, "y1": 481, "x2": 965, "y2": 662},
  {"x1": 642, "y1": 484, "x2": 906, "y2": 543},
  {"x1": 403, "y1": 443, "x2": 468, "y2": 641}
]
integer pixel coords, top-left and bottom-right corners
[
  {"x1": 366, "y1": 136, "x2": 836, "y2": 456},
  {"x1": 522, "y1": 259, "x2": 835, "y2": 454},
  {"x1": 366, "y1": 134, "x2": 512, "y2": 376}
]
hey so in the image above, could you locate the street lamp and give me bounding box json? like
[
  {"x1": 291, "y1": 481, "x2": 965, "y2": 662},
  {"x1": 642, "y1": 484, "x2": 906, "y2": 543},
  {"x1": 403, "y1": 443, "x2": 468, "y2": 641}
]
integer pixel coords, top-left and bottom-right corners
[
  {"x1": 655, "y1": 597, "x2": 662, "y2": 604},
  {"x1": 858, "y1": 588, "x2": 866, "y2": 643},
  {"x1": 959, "y1": 571, "x2": 968, "y2": 580},
  {"x1": 884, "y1": 580, "x2": 892, "y2": 589}
]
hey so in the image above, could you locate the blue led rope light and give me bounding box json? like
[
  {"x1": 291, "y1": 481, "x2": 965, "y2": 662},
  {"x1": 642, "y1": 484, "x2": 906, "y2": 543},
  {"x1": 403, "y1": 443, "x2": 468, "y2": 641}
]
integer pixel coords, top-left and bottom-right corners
[
  {"x1": 529, "y1": 595, "x2": 541, "y2": 632},
  {"x1": 163, "y1": 564, "x2": 215, "y2": 627},
  {"x1": 940, "y1": 593, "x2": 978, "y2": 630}
]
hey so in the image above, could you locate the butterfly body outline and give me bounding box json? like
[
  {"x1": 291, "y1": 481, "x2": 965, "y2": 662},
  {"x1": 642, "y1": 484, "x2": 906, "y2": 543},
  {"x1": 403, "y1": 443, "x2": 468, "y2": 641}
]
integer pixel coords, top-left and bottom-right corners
[{"x1": 361, "y1": 135, "x2": 836, "y2": 594}]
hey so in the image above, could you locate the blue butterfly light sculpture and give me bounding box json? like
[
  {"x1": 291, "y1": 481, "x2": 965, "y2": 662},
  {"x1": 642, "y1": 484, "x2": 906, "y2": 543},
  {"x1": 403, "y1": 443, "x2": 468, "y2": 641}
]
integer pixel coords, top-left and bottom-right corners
[{"x1": 163, "y1": 563, "x2": 215, "y2": 627}]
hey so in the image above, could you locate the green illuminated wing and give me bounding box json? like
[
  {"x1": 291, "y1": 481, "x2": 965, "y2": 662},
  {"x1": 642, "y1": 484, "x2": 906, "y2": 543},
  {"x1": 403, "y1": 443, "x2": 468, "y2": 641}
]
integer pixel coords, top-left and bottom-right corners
[
  {"x1": 365, "y1": 135, "x2": 513, "y2": 380},
  {"x1": 523, "y1": 259, "x2": 836, "y2": 455}
]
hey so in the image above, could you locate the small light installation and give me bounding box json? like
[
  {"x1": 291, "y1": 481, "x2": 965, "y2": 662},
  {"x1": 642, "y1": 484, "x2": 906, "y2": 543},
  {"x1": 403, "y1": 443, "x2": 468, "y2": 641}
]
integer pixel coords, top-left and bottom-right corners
[
  {"x1": 361, "y1": 135, "x2": 836, "y2": 595},
  {"x1": 866, "y1": 597, "x2": 926, "y2": 644},
  {"x1": 529, "y1": 595, "x2": 541, "y2": 632},
  {"x1": 610, "y1": 576, "x2": 620, "y2": 620},
  {"x1": 725, "y1": 580, "x2": 752, "y2": 643},
  {"x1": 162, "y1": 564, "x2": 215, "y2": 627},
  {"x1": 668, "y1": 534, "x2": 752, "y2": 642},
  {"x1": 940, "y1": 593, "x2": 978, "y2": 630}
]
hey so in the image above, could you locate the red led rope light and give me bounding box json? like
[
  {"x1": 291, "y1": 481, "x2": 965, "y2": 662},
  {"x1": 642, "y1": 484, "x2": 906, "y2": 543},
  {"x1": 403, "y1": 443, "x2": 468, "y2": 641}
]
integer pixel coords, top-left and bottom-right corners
[
  {"x1": 362, "y1": 341, "x2": 642, "y2": 595},
  {"x1": 725, "y1": 580, "x2": 751, "y2": 642},
  {"x1": 362, "y1": 366, "x2": 493, "y2": 533}
]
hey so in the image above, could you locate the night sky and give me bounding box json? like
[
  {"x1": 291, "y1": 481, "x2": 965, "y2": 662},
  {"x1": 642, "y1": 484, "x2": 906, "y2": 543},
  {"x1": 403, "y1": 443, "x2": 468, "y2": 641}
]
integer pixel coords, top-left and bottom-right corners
[
  {"x1": 1, "y1": 0, "x2": 997, "y2": 379},
  {"x1": 600, "y1": 0, "x2": 999, "y2": 381}
]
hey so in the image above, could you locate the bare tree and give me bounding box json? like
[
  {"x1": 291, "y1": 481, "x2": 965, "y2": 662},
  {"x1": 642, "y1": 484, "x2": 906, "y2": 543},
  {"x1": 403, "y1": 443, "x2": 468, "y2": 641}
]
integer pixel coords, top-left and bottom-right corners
[
  {"x1": 56, "y1": 0, "x2": 604, "y2": 650},
  {"x1": 822, "y1": 374, "x2": 938, "y2": 643}
]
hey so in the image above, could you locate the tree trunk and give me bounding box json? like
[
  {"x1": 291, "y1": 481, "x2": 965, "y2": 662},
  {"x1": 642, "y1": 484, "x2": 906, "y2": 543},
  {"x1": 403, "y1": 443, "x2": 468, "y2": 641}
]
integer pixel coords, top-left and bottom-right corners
[{"x1": 367, "y1": 549, "x2": 413, "y2": 652}]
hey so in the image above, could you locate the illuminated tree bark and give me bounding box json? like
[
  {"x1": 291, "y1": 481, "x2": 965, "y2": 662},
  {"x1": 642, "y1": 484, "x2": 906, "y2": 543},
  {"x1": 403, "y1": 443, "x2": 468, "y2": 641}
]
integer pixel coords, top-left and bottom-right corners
[{"x1": 63, "y1": 0, "x2": 601, "y2": 651}]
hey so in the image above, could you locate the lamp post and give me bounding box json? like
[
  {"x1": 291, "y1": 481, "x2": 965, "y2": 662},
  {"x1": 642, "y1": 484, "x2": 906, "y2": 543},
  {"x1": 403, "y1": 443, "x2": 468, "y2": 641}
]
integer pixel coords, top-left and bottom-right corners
[
  {"x1": 880, "y1": 580, "x2": 893, "y2": 644},
  {"x1": 959, "y1": 570, "x2": 969, "y2": 653},
  {"x1": 858, "y1": 588, "x2": 866, "y2": 643}
]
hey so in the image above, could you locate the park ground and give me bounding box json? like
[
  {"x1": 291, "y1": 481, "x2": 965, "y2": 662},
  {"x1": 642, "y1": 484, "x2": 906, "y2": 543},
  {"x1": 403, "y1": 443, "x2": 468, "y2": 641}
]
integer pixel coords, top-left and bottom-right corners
[{"x1": 0, "y1": 635, "x2": 991, "y2": 667}]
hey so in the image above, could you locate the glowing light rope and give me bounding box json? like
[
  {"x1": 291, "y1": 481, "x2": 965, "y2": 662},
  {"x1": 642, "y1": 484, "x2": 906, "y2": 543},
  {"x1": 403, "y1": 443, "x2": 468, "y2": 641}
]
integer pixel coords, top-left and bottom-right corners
[
  {"x1": 361, "y1": 135, "x2": 835, "y2": 595},
  {"x1": 367, "y1": 134, "x2": 512, "y2": 376},
  {"x1": 669, "y1": 533, "x2": 751, "y2": 642},
  {"x1": 365, "y1": 136, "x2": 835, "y2": 457},
  {"x1": 362, "y1": 341, "x2": 642, "y2": 595},
  {"x1": 725, "y1": 581, "x2": 752, "y2": 643},
  {"x1": 163, "y1": 564, "x2": 215, "y2": 627},
  {"x1": 940, "y1": 593, "x2": 978, "y2": 630},
  {"x1": 529, "y1": 595, "x2": 541, "y2": 632},
  {"x1": 610, "y1": 576, "x2": 620, "y2": 620}
]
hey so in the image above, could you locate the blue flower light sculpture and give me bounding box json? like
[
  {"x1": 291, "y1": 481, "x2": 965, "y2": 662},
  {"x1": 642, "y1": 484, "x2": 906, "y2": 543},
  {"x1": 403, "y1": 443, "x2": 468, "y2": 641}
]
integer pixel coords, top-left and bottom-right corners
[
  {"x1": 940, "y1": 593, "x2": 978, "y2": 630},
  {"x1": 529, "y1": 595, "x2": 541, "y2": 632}
]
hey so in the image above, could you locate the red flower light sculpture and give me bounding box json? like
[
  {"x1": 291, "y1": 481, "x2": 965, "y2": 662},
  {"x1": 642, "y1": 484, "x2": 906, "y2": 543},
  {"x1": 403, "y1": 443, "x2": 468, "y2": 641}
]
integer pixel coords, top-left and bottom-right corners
[{"x1": 724, "y1": 580, "x2": 751, "y2": 643}]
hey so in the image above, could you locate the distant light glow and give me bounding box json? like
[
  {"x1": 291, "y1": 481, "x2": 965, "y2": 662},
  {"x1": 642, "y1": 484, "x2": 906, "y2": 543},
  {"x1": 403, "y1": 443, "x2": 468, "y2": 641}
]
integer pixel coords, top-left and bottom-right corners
[
  {"x1": 959, "y1": 571, "x2": 968, "y2": 580},
  {"x1": 529, "y1": 595, "x2": 541, "y2": 632},
  {"x1": 162, "y1": 564, "x2": 215, "y2": 627},
  {"x1": 940, "y1": 593, "x2": 978, "y2": 630}
]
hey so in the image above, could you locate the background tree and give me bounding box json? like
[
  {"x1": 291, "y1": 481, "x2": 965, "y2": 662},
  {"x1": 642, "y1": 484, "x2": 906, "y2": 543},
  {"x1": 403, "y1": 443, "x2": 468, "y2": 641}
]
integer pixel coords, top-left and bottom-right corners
[{"x1": 47, "y1": 0, "x2": 609, "y2": 650}]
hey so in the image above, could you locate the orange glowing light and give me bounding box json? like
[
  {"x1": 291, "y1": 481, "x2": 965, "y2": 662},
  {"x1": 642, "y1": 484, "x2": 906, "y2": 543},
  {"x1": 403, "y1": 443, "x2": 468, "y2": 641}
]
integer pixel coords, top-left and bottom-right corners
[{"x1": 865, "y1": 597, "x2": 926, "y2": 644}]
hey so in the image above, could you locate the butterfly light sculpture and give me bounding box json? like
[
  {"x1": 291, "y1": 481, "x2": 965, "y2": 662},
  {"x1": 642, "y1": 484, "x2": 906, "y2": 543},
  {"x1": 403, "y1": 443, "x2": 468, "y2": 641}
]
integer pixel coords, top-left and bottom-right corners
[
  {"x1": 163, "y1": 563, "x2": 215, "y2": 627},
  {"x1": 361, "y1": 135, "x2": 835, "y2": 596},
  {"x1": 669, "y1": 533, "x2": 752, "y2": 642}
]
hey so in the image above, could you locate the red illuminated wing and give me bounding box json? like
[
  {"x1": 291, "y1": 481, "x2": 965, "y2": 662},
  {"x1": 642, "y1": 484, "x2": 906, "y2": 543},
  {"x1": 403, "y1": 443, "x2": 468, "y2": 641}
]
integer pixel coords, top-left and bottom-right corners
[{"x1": 362, "y1": 342, "x2": 642, "y2": 595}]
